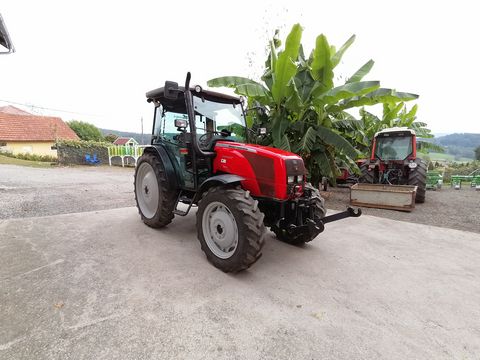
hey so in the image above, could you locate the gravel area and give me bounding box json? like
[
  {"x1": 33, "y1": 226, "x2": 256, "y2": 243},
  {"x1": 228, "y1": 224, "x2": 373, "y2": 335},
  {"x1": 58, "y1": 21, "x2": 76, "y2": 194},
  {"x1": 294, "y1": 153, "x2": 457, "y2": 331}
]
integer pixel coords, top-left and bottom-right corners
[
  {"x1": 1, "y1": 164, "x2": 478, "y2": 234},
  {"x1": 323, "y1": 185, "x2": 480, "y2": 233},
  {"x1": 0, "y1": 164, "x2": 135, "y2": 219}
]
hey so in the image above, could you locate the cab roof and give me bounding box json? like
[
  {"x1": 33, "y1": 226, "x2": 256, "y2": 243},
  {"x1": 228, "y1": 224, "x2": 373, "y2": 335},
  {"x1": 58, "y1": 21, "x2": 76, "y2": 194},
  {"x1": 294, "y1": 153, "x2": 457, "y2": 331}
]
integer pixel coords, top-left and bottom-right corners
[
  {"x1": 146, "y1": 86, "x2": 241, "y2": 113},
  {"x1": 374, "y1": 127, "x2": 416, "y2": 138}
]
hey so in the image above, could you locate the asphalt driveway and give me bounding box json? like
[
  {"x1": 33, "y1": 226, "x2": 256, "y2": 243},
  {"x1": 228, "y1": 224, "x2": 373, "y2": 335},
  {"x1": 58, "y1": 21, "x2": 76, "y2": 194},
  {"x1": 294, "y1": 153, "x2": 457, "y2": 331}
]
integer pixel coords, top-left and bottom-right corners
[{"x1": 1, "y1": 207, "x2": 479, "y2": 359}]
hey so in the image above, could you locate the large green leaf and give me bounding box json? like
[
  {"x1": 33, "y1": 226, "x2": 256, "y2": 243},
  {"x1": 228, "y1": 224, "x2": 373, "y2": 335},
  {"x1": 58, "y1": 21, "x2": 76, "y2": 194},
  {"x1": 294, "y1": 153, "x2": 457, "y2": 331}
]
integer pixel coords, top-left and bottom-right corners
[
  {"x1": 207, "y1": 76, "x2": 262, "y2": 88},
  {"x1": 310, "y1": 34, "x2": 334, "y2": 92},
  {"x1": 270, "y1": 41, "x2": 278, "y2": 73},
  {"x1": 236, "y1": 83, "x2": 270, "y2": 98},
  {"x1": 317, "y1": 81, "x2": 380, "y2": 105},
  {"x1": 271, "y1": 24, "x2": 303, "y2": 104},
  {"x1": 296, "y1": 126, "x2": 317, "y2": 153},
  {"x1": 285, "y1": 80, "x2": 303, "y2": 113},
  {"x1": 331, "y1": 88, "x2": 419, "y2": 111},
  {"x1": 294, "y1": 69, "x2": 315, "y2": 103},
  {"x1": 313, "y1": 151, "x2": 333, "y2": 178},
  {"x1": 347, "y1": 59, "x2": 374, "y2": 83},
  {"x1": 331, "y1": 34, "x2": 356, "y2": 68},
  {"x1": 316, "y1": 125, "x2": 357, "y2": 159},
  {"x1": 279, "y1": 134, "x2": 291, "y2": 151},
  {"x1": 207, "y1": 76, "x2": 270, "y2": 100},
  {"x1": 271, "y1": 113, "x2": 291, "y2": 147}
]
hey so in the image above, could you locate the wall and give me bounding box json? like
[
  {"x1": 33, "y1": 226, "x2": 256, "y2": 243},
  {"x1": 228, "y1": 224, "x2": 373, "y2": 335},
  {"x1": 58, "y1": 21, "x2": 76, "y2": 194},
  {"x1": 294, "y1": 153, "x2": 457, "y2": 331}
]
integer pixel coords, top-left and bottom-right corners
[
  {"x1": 3, "y1": 141, "x2": 57, "y2": 157},
  {"x1": 57, "y1": 143, "x2": 108, "y2": 165}
]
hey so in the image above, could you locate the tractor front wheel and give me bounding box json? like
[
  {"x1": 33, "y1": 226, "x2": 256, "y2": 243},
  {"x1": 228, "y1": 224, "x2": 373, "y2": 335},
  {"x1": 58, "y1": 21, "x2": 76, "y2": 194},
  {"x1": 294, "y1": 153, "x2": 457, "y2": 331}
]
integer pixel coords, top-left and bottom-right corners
[
  {"x1": 408, "y1": 159, "x2": 427, "y2": 203},
  {"x1": 196, "y1": 186, "x2": 266, "y2": 272},
  {"x1": 359, "y1": 162, "x2": 374, "y2": 183}
]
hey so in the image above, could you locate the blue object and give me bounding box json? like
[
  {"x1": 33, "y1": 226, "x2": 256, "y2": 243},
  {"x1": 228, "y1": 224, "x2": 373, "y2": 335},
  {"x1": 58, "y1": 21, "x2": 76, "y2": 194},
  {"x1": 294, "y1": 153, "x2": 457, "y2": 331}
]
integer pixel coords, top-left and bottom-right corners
[{"x1": 85, "y1": 153, "x2": 100, "y2": 165}]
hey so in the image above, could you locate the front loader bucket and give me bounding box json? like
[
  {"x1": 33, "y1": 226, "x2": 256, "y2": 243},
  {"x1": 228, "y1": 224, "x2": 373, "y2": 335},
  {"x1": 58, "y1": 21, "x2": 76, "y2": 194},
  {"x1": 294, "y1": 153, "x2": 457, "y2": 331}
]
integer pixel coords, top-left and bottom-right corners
[{"x1": 350, "y1": 183, "x2": 417, "y2": 212}]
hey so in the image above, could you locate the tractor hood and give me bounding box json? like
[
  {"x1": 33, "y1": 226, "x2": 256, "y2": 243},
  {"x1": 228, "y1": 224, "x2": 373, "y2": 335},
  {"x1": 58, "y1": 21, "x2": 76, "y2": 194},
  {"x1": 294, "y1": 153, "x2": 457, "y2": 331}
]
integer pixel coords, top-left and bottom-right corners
[
  {"x1": 213, "y1": 141, "x2": 306, "y2": 200},
  {"x1": 216, "y1": 141, "x2": 302, "y2": 159}
]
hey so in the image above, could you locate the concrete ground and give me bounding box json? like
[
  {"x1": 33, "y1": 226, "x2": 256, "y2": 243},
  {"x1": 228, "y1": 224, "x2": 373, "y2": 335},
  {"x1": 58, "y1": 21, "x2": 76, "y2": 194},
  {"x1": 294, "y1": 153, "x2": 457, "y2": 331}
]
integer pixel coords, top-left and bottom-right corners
[{"x1": 1, "y1": 207, "x2": 479, "y2": 359}]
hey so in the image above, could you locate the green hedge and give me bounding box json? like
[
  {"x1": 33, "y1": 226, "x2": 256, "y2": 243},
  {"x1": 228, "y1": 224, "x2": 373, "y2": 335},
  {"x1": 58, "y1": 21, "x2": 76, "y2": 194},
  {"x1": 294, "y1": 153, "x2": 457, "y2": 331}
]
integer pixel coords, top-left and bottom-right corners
[
  {"x1": 0, "y1": 150, "x2": 57, "y2": 163},
  {"x1": 56, "y1": 139, "x2": 111, "y2": 149}
]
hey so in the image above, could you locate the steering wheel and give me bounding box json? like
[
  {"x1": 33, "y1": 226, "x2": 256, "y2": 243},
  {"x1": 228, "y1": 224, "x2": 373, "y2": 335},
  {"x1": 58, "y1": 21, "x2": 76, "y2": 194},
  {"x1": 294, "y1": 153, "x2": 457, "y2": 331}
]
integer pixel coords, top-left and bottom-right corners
[{"x1": 198, "y1": 129, "x2": 232, "y2": 149}]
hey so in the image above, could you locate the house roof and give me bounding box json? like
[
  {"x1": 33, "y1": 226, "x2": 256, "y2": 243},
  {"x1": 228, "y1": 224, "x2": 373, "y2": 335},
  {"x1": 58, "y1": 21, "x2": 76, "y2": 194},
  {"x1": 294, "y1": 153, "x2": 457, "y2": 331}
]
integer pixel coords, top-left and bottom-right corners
[
  {"x1": 0, "y1": 105, "x2": 33, "y2": 115},
  {"x1": 113, "y1": 137, "x2": 138, "y2": 145},
  {"x1": 0, "y1": 112, "x2": 79, "y2": 141}
]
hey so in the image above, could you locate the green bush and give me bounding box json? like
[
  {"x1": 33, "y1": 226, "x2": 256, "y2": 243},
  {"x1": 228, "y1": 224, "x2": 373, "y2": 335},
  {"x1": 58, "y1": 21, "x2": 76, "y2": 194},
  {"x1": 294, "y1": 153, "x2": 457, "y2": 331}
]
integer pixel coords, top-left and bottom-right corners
[
  {"x1": 443, "y1": 160, "x2": 480, "y2": 182},
  {"x1": 56, "y1": 139, "x2": 111, "y2": 149},
  {"x1": 67, "y1": 120, "x2": 104, "y2": 141},
  {"x1": 0, "y1": 150, "x2": 57, "y2": 162}
]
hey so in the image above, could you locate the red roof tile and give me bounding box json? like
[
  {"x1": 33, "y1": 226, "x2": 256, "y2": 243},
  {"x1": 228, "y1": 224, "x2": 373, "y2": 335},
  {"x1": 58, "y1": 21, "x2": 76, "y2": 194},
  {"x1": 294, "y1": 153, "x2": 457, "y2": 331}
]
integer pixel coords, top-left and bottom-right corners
[
  {"x1": 0, "y1": 105, "x2": 33, "y2": 115},
  {"x1": 113, "y1": 137, "x2": 136, "y2": 145},
  {"x1": 0, "y1": 113, "x2": 79, "y2": 141}
]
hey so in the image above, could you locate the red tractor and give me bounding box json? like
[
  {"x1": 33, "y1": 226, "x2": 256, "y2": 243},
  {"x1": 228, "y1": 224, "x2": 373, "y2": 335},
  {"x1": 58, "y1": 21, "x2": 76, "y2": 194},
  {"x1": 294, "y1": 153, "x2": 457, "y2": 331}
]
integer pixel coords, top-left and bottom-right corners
[
  {"x1": 134, "y1": 73, "x2": 361, "y2": 272},
  {"x1": 358, "y1": 127, "x2": 427, "y2": 203}
]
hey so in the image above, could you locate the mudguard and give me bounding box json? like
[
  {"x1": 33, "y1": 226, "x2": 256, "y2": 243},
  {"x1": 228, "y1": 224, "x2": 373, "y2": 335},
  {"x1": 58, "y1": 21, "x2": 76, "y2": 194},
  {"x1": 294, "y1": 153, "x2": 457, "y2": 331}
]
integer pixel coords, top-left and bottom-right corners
[{"x1": 142, "y1": 145, "x2": 179, "y2": 190}]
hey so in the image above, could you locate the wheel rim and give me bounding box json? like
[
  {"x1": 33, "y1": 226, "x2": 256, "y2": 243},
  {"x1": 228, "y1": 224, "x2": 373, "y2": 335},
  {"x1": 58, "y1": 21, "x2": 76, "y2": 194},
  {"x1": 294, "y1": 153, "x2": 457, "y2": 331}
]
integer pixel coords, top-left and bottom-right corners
[
  {"x1": 202, "y1": 201, "x2": 238, "y2": 259},
  {"x1": 136, "y1": 162, "x2": 159, "y2": 219}
]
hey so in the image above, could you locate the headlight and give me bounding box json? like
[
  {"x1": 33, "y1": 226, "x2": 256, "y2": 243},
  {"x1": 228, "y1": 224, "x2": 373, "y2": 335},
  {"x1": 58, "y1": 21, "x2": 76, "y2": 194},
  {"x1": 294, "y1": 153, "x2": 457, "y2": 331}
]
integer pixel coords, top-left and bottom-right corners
[
  {"x1": 297, "y1": 175, "x2": 303, "y2": 182},
  {"x1": 287, "y1": 175, "x2": 295, "y2": 183},
  {"x1": 408, "y1": 162, "x2": 418, "y2": 169}
]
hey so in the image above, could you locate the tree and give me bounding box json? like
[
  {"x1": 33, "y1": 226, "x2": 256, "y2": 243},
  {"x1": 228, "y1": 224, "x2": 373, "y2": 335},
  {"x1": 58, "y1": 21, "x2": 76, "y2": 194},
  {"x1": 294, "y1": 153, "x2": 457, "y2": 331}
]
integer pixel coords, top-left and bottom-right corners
[
  {"x1": 67, "y1": 120, "x2": 103, "y2": 141},
  {"x1": 475, "y1": 145, "x2": 480, "y2": 160},
  {"x1": 104, "y1": 133, "x2": 118, "y2": 143},
  {"x1": 208, "y1": 24, "x2": 418, "y2": 185}
]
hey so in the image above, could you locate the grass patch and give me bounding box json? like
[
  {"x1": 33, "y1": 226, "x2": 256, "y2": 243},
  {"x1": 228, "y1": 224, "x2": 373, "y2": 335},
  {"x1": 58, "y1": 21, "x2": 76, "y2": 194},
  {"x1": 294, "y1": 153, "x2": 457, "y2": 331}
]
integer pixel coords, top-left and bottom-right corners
[
  {"x1": 427, "y1": 152, "x2": 473, "y2": 163},
  {"x1": 0, "y1": 154, "x2": 55, "y2": 168}
]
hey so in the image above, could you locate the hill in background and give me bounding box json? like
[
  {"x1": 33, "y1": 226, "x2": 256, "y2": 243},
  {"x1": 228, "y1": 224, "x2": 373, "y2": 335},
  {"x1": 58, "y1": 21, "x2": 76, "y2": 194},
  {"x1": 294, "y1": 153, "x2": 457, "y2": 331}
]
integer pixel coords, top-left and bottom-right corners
[
  {"x1": 100, "y1": 128, "x2": 151, "y2": 145},
  {"x1": 433, "y1": 133, "x2": 479, "y2": 160}
]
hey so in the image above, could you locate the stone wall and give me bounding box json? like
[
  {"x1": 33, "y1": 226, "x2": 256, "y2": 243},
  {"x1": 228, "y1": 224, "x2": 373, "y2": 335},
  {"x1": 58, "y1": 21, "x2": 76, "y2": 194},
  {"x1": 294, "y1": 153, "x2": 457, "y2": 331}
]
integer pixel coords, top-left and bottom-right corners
[{"x1": 57, "y1": 144, "x2": 109, "y2": 165}]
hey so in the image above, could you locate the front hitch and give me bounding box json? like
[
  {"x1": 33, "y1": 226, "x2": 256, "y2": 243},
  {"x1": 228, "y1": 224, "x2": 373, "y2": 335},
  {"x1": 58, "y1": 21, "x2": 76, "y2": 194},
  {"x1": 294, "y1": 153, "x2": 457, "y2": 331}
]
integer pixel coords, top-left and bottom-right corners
[
  {"x1": 321, "y1": 207, "x2": 362, "y2": 225},
  {"x1": 281, "y1": 207, "x2": 362, "y2": 243}
]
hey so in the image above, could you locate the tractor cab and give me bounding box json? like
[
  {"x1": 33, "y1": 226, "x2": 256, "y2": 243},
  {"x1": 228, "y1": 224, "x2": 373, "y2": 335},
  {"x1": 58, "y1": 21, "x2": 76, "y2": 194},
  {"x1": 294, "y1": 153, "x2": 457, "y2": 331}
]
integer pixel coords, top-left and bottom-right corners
[
  {"x1": 372, "y1": 127, "x2": 416, "y2": 162},
  {"x1": 147, "y1": 83, "x2": 247, "y2": 189}
]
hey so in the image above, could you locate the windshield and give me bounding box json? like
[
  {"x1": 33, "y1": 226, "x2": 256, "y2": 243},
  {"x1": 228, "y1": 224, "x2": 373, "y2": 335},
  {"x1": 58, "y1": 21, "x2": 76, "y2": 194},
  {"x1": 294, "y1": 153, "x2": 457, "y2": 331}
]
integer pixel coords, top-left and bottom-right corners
[
  {"x1": 375, "y1": 135, "x2": 413, "y2": 160},
  {"x1": 193, "y1": 96, "x2": 246, "y2": 142}
]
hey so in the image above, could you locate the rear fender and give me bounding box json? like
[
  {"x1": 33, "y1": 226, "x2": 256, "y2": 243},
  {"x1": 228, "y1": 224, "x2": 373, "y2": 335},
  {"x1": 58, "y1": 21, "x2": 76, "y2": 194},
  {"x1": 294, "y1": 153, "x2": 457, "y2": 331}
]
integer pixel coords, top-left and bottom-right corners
[{"x1": 142, "y1": 146, "x2": 179, "y2": 189}]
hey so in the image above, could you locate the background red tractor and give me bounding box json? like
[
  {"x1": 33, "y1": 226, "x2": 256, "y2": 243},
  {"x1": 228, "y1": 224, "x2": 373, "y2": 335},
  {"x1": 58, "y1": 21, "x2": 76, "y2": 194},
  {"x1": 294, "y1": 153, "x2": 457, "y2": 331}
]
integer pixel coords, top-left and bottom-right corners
[
  {"x1": 134, "y1": 73, "x2": 361, "y2": 272},
  {"x1": 358, "y1": 127, "x2": 427, "y2": 203}
]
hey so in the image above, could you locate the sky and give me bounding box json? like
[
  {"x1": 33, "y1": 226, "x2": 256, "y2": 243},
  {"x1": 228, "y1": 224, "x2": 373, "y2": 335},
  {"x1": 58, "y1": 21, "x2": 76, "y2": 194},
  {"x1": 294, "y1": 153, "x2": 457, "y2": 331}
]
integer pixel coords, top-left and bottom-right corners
[{"x1": 1, "y1": 0, "x2": 479, "y2": 135}]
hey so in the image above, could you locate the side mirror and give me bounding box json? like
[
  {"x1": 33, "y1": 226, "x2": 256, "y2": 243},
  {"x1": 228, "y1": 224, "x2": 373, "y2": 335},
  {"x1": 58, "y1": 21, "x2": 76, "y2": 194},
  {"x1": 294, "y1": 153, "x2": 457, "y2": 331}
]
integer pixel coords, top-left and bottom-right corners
[
  {"x1": 175, "y1": 118, "x2": 188, "y2": 129},
  {"x1": 258, "y1": 128, "x2": 267, "y2": 135},
  {"x1": 164, "y1": 81, "x2": 179, "y2": 100}
]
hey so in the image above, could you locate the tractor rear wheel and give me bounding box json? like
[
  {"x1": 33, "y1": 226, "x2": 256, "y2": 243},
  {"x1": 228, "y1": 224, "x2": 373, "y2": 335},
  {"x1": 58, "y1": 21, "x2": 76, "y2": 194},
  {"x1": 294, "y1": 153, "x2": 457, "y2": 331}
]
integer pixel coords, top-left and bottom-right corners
[
  {"x1": 408, "y1": 159, "x2": 427, "y2": 203},
  {"x1": 196, "y1": 186, "x2": 266, "y2": 272},
  {"x1": 272, "y1": 183, "x2": 326, "y2": 246},
  {"x1": 359, "y1": 162, "x2": 374, "y2": 183},
  {"x1": 134, "y1": 152, "x2": 178, "y2": 228}
]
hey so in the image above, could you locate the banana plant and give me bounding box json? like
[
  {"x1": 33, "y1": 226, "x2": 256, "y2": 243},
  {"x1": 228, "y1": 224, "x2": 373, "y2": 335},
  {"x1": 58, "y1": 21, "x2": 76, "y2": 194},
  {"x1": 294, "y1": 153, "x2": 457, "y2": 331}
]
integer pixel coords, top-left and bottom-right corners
[{"x1": 207, "y1": 24, "x2": 420, "y2": 185}]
